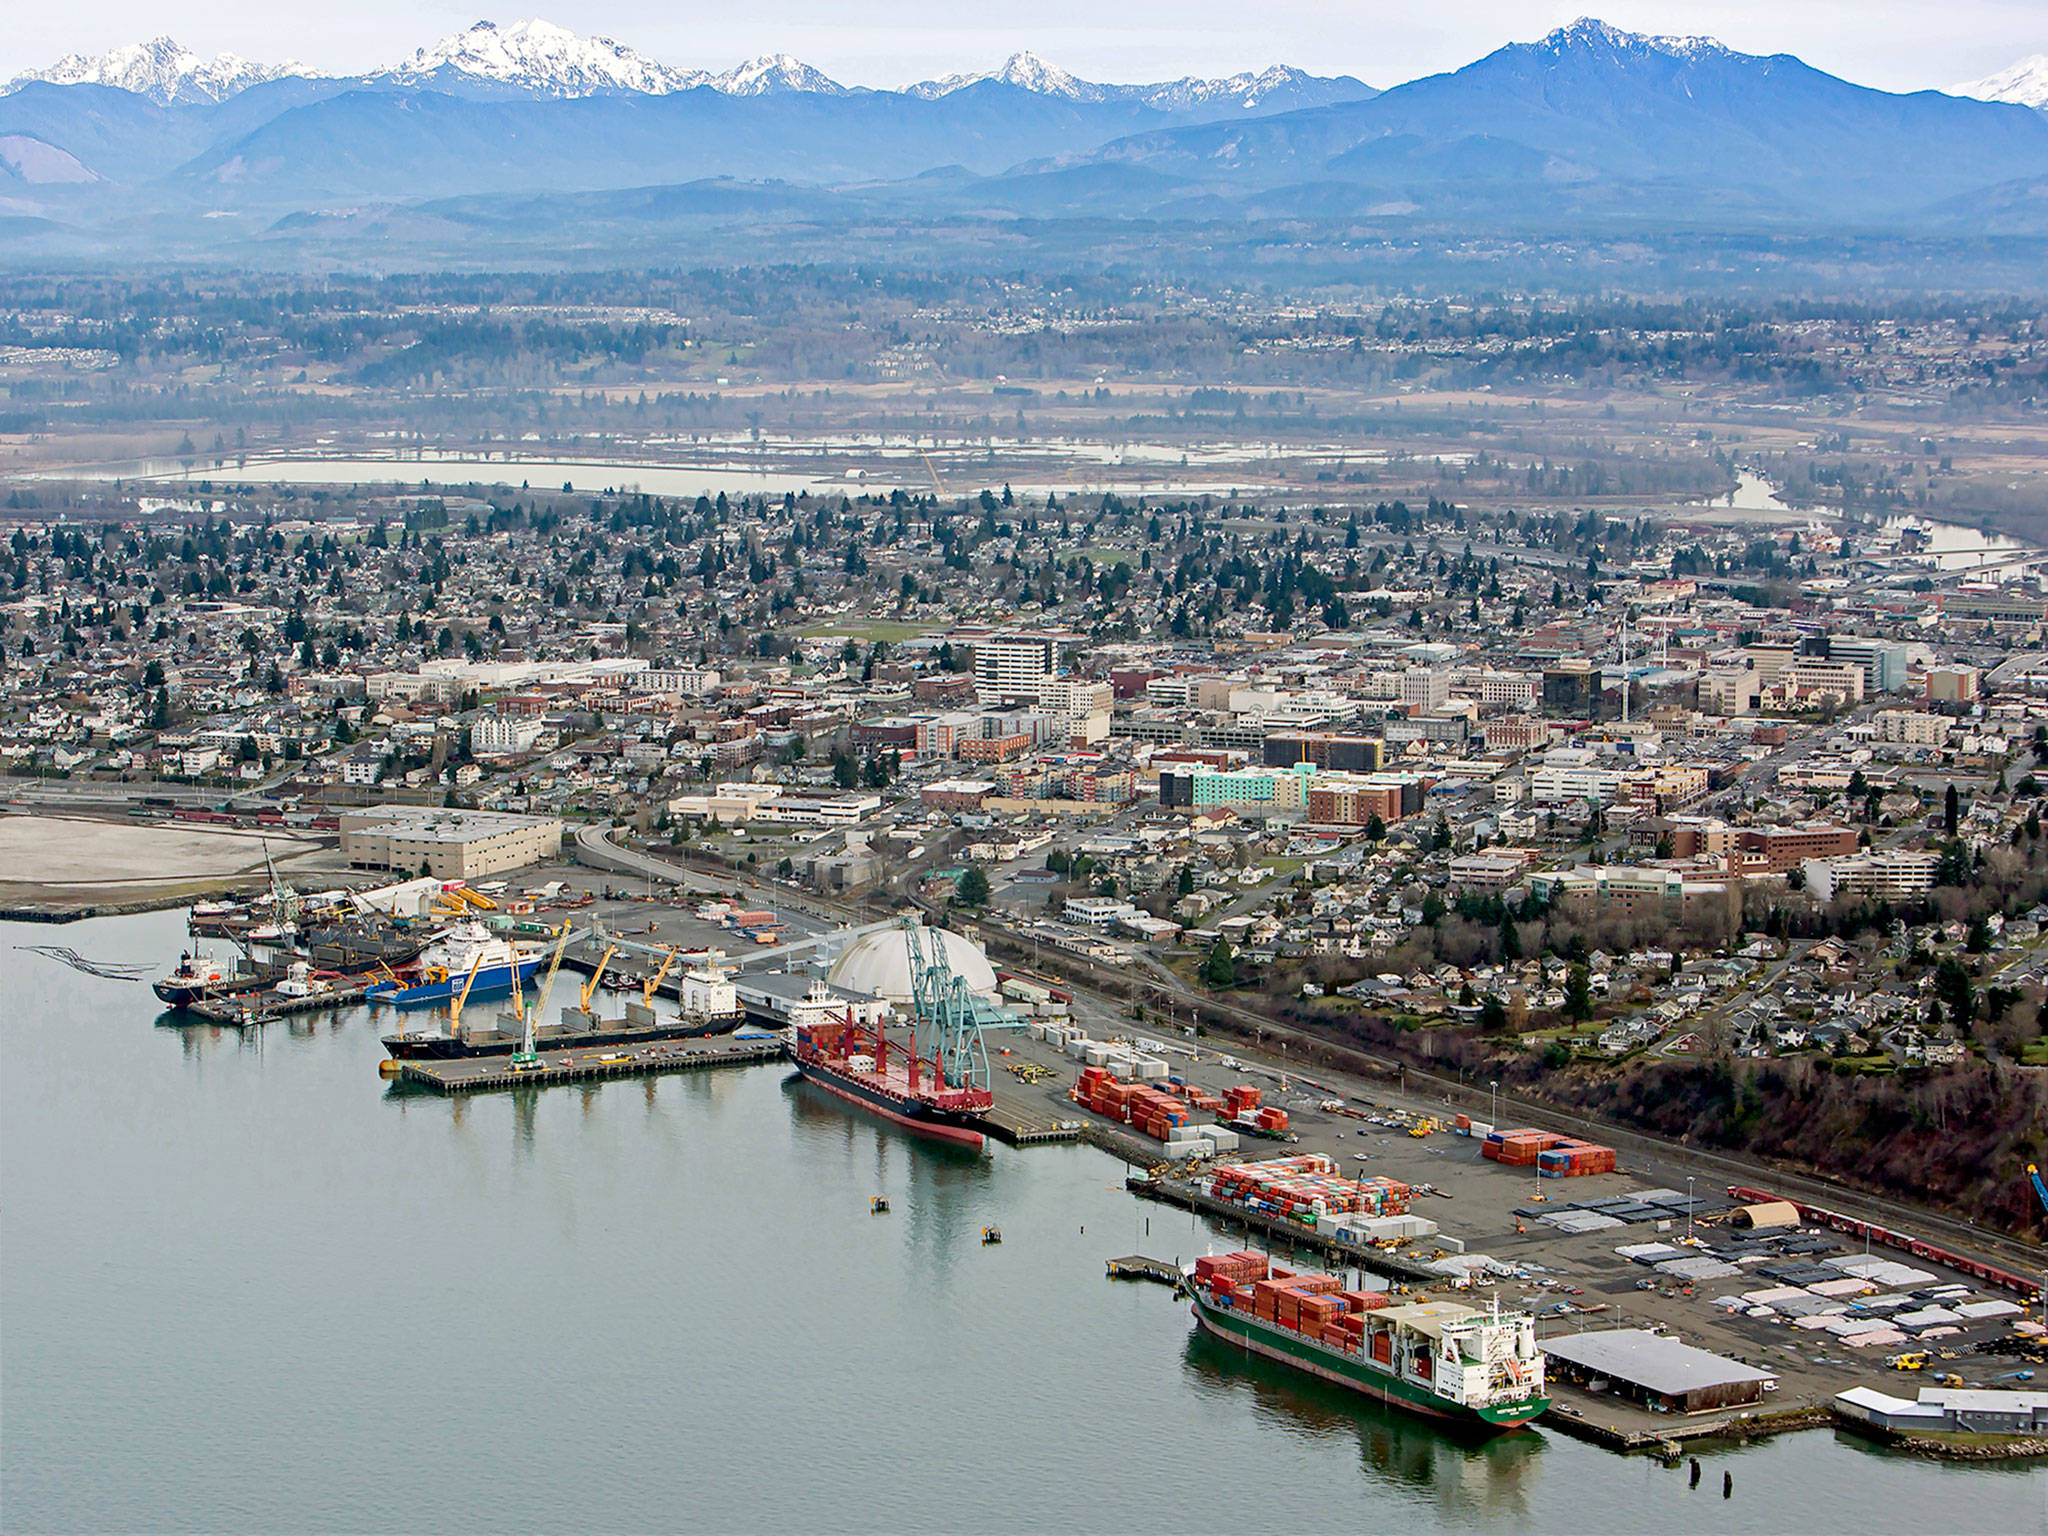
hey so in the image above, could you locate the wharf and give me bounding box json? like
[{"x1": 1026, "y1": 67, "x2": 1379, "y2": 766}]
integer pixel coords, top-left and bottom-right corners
[
  {"x1": 188, "y1": 984, "x2": 369, "y2": 1024},
  {"x1": 975, "y1": 1081, "x2": 1084, "y2": 1146},
  {"x1": 1107, "y1": 1255, "x2": 1186, "y2": 1288},
  {"x1": 1127, "y1": 1172, "x2": 1449, "y2": 1288},
  {"x1": 396, "y1": 1032, "x2": 788, "y2": 1094}
]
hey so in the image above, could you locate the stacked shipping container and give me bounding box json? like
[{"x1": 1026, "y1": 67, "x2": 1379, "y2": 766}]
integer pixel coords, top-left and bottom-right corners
[
  {"x1": 1073, "y1": 1066, "x2": 1194, "y2": 1141},
  {"x1": 1194, "y1": 1251, "x2": 1391, "y2": 1349},
  {"x1": 1481, "y1": 1127, "x2": 1616, "y2": 1176},
  {"x1": 1203, "y1": 1154, "x2": 1413, "y2": 1229}
]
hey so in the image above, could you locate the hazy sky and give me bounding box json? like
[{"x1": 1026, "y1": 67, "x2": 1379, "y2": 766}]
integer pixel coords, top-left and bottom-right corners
[{"x1": 4, "y1": 0, "x2": 2042, "y2": 94}]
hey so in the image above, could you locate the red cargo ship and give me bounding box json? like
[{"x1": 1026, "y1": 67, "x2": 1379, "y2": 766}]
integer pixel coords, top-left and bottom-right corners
[{"x1": 790, "y1": 1009, "x2": 994, "y2": 1150}]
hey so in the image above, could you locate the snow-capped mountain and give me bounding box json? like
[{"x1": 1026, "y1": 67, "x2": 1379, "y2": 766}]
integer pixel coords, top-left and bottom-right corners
[
  {"x1": 5, "y1": 36, "x2": 314, "y2": 105},
  {"x1": 1531, "y1": 16, "x2": 1730, "y2": 64},
  {"x1": 711, "y1": 54, "x2": 846, "y2": 97},
  {"x1": 905, "y1": 52, "x2": 1373, "y2": 113},
  {"x1": 1949, "y1": 54, "x2": 2048, "y2": 111},
  {"x1": 380, "y1": 19, "x2": 708, "y2": 96},
  {"x1": 909, "y1": 52, "x2": 1104, "y2": 101}
]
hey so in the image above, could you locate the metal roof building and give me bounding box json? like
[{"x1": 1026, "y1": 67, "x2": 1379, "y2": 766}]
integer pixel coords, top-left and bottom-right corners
[{"x1": 1541, "y1": 1328, "x2": 1776, "y2": 1413}]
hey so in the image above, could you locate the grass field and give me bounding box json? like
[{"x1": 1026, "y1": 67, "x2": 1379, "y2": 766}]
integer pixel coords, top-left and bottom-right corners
[{"x1": 798, "y1": 618, "x2": 934, "y2": 645}]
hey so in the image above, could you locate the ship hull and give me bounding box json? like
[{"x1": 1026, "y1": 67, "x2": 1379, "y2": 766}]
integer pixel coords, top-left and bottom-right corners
[
  {"x1": 1191, "y1": 1293, "x2": 1547, "y2": 1431},
  {"x1": 792, "y1": 1058, "x2": 987, "y2": 1149},
  {"x1": 152, "y1": 972, "x2": 277, "y2": 1008},
  {"x1": 367, "y1": 957, "x2": 543, "y2": 1010},
  {"x1": 382, "y1": 1009, "x2": 744, "y2": 1060}
]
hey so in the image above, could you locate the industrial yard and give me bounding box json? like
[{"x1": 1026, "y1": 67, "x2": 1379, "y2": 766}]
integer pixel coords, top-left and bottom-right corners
[{"x1": 969, "y1": 1014, "x2": 2046, "y2": 1451}]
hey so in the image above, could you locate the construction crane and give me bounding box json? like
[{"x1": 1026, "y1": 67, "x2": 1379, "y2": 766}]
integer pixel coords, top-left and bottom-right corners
[
  {"x1": 580, "y1": 941, "x2": 620, "y2": 1013},
  {"x1": 445, "y1": 953, "x2": 487, "y2": 1039},
  {"x1": 260, "y1": 840, "x2": 304, "y2": 927},
  {"x1": 902, "y1": 918, "x2": 990, "y2": 1093},
  {"x1": 641, "y1": 946, "x2": 682, "y2": 1009},
  {"x1": 513, "y1": 924, "x2": 574, "y2": 1069},
  {"x1": 2029, "y1": 1166, "x2": 2048, "y2": 1329}
]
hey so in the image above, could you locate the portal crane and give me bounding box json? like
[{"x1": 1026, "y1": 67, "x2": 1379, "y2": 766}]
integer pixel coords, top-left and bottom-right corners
[{"x1": 513, "y1": 923, "x2": 574, "y2": 1068}]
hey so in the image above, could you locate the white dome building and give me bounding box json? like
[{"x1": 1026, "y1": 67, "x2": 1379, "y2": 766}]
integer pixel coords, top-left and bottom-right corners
[{"x1": 826, "y1": 925, "x2": 999, "y2": 1006}]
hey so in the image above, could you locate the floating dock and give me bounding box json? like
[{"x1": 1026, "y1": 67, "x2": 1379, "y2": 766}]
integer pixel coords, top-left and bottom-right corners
[
  {"x1": 1106, "y1": 1255, "x2": 1185, "y2": 1288},
  {"x1": 396, "y1": 1031, "x2": 788, "y2": 1093},
  {"x1": 187, "y1": 984, "x2": 371, "y2": 1025}
]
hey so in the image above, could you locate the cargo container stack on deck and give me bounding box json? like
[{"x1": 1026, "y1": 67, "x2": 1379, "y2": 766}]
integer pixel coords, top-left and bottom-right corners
[{"x1": 1186, "y1": 1250, "x2": 1549, "y2": 1430}]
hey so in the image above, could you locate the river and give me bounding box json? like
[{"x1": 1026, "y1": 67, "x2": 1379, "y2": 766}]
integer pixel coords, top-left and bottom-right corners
[{"x1": 4, "y1": 911, "x2": 2042, "y2": 1533}]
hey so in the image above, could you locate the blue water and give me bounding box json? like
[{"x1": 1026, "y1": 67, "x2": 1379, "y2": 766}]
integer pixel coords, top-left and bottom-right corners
[{"x1": 5, "y1": 911, "x2": 2044, "y2": 1533}]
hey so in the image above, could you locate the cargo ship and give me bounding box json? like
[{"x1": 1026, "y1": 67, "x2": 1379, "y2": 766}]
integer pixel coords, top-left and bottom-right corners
[
  {"x1": 789, "y1": 1006, "x2": 993, "y2": 1150},
  {"x1": 381, "y1": 955, "x2": 746, "y2": 1060},
  {"x1": 1187, "y1": 1251, "x2": 1548, "y2": 1431},
  {"x1": 364, "y1": 923, "x2": 543, "y2": 1010}
]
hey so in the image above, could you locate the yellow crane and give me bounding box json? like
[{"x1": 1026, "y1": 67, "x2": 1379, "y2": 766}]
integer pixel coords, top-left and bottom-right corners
[
  {"x1": 580, "y1": 941, "x2": 620, "y2": 1012},
  {"x1": 513, "y1": 923, "x2": 574, "y2": 1069},
  {"x1": 642, "y1": 946, "x2": 682, "y2": 1009},
  {"x1": 445, "y1": 952, "x2": 487, "y2": 1039}
]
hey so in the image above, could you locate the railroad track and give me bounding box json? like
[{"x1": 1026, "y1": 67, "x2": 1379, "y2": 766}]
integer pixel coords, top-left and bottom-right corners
[{"x1": 954, "y1": 906, "x2": 2047, "y2": 1275}]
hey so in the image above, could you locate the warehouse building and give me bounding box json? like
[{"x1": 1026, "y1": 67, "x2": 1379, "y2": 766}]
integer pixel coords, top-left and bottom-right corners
[
  {"x1": 340, "y1": 807, "x2": 563, "y2": 879},
  {"x1": 1540, "y1": 1329, "x2": 1776, "y2": 1414}
]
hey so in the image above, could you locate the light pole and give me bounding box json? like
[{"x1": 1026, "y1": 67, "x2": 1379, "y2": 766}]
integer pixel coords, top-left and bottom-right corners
[
  {"x1": 1490, "y1": 1079, "x2": 1499, "y2": 1129},
  {"x1": 1686, "y1": 1176, "x2": 1695, "y2": 1245}
]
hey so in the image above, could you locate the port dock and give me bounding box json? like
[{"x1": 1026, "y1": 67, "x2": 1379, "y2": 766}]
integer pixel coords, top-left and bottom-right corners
[
  {"x1": 396, "y1": 1031, "x2": 789, "y2": 1093},
  {"x1": 1107, "y1": 1255, "x2": 1185, "y2": 1288},
  {"x1": 187, "y1": 983, "x2": 372, "y2": 1025},
  {"x1": 976, "y1": 1081, "x2": 1084, "y2": 1146}
]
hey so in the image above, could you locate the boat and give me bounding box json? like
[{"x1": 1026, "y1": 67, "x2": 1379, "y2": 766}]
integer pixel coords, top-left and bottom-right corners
[
  {"x1": 364, "y1": 922, "x2": 542, "y2": 1010},
  {"x1": 1186, "y1": 1252, "x2": 1549, "y2": 1431},
  {"x1": 788, "y1": 1005, "x2": 993, "y2": 1150},
  {"x1": 152, "y1": 950, "x2": 278, "y2": 1008},
  {"x1": 299, "y1": 917, "x2": 430, "y2": 972},
  {"x1": 380, "y1": 946, "x2": 745, "y2": 1059}
]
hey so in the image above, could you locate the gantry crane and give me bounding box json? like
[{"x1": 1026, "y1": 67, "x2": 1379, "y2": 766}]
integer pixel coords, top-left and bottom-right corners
[{"x1": 902, "y1": 917, "x2": 990, "y2": 1094}]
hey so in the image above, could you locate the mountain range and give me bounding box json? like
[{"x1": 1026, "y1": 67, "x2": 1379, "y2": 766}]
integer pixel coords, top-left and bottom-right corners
[
  {"x1": 3, "y1": 18, "x2": 2046, "y2": 259},
  {"x1": 4, "y1": 20, "x2": 1372, "y2": 110}
]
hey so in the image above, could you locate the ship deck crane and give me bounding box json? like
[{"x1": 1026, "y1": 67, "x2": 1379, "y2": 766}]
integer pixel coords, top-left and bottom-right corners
[
  {"x1": 513, "y1": 923, "x2": 575, "y2": 1068},
  {"x1": 580, "y1": 941, "x2": 620, "y2": 1013},
  {"x1": 642, "y1": 946, "x2": 682, "y2": 1009},
  {"x1": 445, "y1": 953, "x2": 487, "y2": 1039}
]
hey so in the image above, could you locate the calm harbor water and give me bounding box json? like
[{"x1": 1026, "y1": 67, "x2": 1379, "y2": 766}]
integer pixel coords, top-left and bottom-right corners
[{"x1": 5, "y1": 911, "x2": 2044, "y2": 1534}]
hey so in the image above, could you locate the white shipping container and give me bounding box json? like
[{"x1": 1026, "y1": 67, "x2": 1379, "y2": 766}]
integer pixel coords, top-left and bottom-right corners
[{"x1": 1205, "y1": 1126, "x2": 1240, "y2": 1152}]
